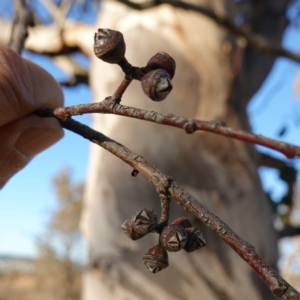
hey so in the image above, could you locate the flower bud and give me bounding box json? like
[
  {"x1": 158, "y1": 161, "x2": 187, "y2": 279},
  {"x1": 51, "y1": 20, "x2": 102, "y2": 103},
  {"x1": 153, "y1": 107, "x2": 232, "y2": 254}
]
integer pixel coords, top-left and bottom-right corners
[
  {"x1": 160, "y1": 224, "x2": 188, "y2": 252},
  {"x1": 94, "y1": 28, "x2": 126, "y2": 64},
  {"x1": 184, "y1": 228, "x2": 206, "y2": 252},
  {"x1": 141, "y1": 69, "x2": 172, "y2": 101},
  {"x1": 143, "y1": 244, "x2": 169, "y2": 273},
  {"x1": 147, "y1": 52, "x2": 176, "y2": 79},
  {"x1": 132, "y1": 208, "x2": 158, "y2": 235},
  {"x1": 171, "y1": 217, "x2": 192, "y2": 229}
]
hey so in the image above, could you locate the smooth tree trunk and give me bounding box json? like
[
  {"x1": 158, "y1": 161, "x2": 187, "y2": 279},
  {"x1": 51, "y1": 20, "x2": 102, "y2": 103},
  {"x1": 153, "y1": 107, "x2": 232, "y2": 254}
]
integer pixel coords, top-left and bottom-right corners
[{"x1": 81, "y1": 0, "x2": 290, "y2": 299}]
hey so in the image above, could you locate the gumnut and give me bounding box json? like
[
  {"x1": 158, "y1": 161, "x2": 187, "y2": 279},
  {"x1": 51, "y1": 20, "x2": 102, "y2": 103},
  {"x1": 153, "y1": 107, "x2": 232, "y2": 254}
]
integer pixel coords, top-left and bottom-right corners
[
  {"x1": 121, "y1": 218, "x2": 144, "y2": 240},
  {"x1": 143, "y1": 244, "x2": 169, "y2": 273},
  {"x1": 184, "y1": 228, "x2": 206, "y2": 252},
  {"x1": 160, "y1": 224, "x2": 188, "y2": 252},
  {"x1": 132, "y1": 208, "x2": 158, "y2": 235},
  {"x1": 94, "y1": 28, "x2": 126, "y2": 64},
  {"x1": 141, "y1": 69, "x2": 172, "y2": 101},
  {"x1": 171, "y1": 217, "x2": 192, "y2": 229},
  {"x1": 121, "y1": 208, "x2": 158, "y2": 240},
  {"x1": 147, "y1": 51, "x2": 176, "y2": 79}
]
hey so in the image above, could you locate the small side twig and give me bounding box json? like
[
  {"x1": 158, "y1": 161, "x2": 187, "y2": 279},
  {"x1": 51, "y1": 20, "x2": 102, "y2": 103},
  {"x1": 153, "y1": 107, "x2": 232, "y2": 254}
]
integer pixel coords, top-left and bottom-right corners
[
  {"x1": 9, "y1": 0, "x2": 34, "y2": 54},
  {"x1": 36, "y1": 100, "x2": 300, "y2": 159},
  {"x1": 112, "y1": 75, "x2": 133, "y2": 102},
  {"x1": 278, "y1": 226, "x2": 300, "y2": 239},
  {"x1": 53, "y1": 116, "x2": 300, "y2": 299},
  {"x1": 158, "y1": 193, "x2": 170, "y2": 228},
  {"x1": 39, "y1": 0, "x2": 75, "y2": 29}
]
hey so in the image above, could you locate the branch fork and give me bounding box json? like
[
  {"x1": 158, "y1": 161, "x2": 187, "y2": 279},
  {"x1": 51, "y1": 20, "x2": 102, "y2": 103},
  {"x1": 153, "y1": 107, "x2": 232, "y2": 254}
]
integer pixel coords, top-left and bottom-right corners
[{"x1": 34, "y1": 28, "x2": 300, "y2": 298}]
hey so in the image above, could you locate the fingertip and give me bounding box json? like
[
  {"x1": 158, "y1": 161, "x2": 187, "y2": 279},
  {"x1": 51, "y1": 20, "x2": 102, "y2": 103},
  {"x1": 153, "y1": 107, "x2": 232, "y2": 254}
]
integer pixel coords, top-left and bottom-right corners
[
  {"x1": 25, "y1": 58, "x2": 65, "y2": 109},
  {"x1": 14, "y1": 116, "x2": 64, "y2": 159},
  {"x1": 0, "y1": 44, "x2": 64, "y2": 126},
  {"x1": 0, "y1": 115, "x2": 64, "y2": 188}
]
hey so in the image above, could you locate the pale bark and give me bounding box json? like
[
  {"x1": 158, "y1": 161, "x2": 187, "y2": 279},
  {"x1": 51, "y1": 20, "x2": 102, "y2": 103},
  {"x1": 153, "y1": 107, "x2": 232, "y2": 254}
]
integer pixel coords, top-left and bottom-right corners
[
  {"x1": 0, "y1": 19, "x2": 94, "y2": 56},
  {"x1": 81, "y1": 1, "x2": 289, "y2": 299}
]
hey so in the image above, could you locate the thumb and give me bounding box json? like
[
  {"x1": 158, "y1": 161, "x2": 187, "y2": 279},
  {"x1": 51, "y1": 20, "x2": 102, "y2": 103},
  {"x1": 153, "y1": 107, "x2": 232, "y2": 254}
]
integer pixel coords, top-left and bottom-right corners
[
  {"x1": 0, "y1": 44, "x2": 64, "y2": 126},
  {"x1": 0, "y1": 114, "x2": 63, "y2": 188}
]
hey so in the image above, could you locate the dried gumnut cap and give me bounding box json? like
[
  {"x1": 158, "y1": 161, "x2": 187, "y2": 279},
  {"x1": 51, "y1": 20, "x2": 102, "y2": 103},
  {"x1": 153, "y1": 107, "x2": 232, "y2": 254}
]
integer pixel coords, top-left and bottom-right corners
[
  {"x1": 132, "y1": 208, "x2": 158, "y2": 235},
  {"x1": 141, "y1": 69, "x2": 172, "y2": 102},
  {"x1": 143, "y1": 244, "x2": 169, "y2": 273},
  {"x1": 147, "y1": 52, "x2": 176, "y2": 79},
  {"x1": 121, "y1": 217, "x2": 144, "y2": 240},
  {"x1": 171, "y1": 217, "x2": 192, "y2": 229},
  {"x1": 160, "y1": 224, "x2": 188, "y2": 252},
  {"x1": 184, "y1": 228, "x2": 206, "y2": 252},
  {"x1": 94, "y1": 28, "x2": 126, "y2": 64}
]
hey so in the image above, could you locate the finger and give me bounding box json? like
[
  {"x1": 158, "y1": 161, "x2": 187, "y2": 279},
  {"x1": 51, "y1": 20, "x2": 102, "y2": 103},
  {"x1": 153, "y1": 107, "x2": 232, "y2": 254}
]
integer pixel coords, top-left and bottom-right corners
[
  {"x1": 0, "y1": 114, "x2": 64, "y2": 188},
  {"x1": 0, "y1": 44, "x2": 64, "y2": 127}
]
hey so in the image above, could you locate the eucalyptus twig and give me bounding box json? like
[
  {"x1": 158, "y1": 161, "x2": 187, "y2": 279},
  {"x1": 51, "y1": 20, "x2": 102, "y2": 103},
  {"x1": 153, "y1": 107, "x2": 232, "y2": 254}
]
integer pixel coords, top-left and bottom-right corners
[
  {"x1": 113, "y1": 0, "x2": 300, "y2": 64},
  {"x1": 9, "y1": 0, "x2": 34, "y2": 54},
  {"x1": 158, "y1": 193, "x2": 170, "y2": 226},
  {"x1": 36, "y1": 100, "x2": 300, "y2": 159},
  {"x1": 112, "y1": 75, "x2": 133, "y2": 102},
  {"x1": 49, "y1": 116, "x2": 300, "y2": 299}
]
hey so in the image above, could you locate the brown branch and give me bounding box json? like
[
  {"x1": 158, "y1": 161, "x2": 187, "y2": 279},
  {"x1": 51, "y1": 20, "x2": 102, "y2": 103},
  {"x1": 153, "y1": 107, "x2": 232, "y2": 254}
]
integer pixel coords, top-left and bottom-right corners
[
  {"x1": 40, "y1": 0, "x2": 75, "y2": 28},
  {"x1": 259, "y1": 153, "x2": 294, "y2": 170},
  {"x1": 53, "y1": 116, "x2": 300, "y2": 299},
  {"x1": 36, "y1": 100, "x2": 300, "y2": 159},
  {"x1": 9, "y1": 0, "x2": 34, "y2": 54},
  {"x1": 158, "y1": 193, "x2": 170, "y2": 226},
  {"x1": 113, "y1": 0, "x2": 300, "y2": 63},
  {"x1": 278, "y1": 226, "x2": 300, "y2": 239},
  {"x1": 259, "y1": 152, "x2": 297, "y2": 215},
  {"x1": 112, "y1": 75, "x2": 133, "y2": 102}
]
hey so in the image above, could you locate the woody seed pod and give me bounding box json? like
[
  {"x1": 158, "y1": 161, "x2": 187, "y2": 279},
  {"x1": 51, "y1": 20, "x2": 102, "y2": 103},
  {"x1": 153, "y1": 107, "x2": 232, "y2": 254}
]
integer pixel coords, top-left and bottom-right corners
[
  {"x1": 184, "y1": 228, "x2": 206, "y2": 252},
  {"x1": 121, "y1": 218, "x2": 144, "y2": 240},
  {"x1": 94, "y1": 28, "x2": 126, "y2": 64},
  {"x1": 143, "y1": 244, "x2": 169, "y2": 273},
  {"x1": 132, "y1": 208, "x2": 158, "y2": 235},
  {"x1": 141, "y1": 69, "x2": 172, "y2": 102},
  {"x1": 121, "y1": 208, "x2": 158, "y2": 240},
  {"x1": 147, "y1": 52, "x2": 176, "y2": 79},
  {"x1": 171, "y1": 217, "x2": 192, "y2": 229},
  {"x1": 160, "y1": 224, "x2": 188, "y2": 252}
]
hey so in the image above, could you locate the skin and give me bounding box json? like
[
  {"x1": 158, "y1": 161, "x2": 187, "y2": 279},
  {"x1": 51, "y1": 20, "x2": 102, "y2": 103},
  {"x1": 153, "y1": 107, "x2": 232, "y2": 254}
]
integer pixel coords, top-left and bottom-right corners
[{"x1": 0, "y1": 45, "x2": 64, "y2": 188}]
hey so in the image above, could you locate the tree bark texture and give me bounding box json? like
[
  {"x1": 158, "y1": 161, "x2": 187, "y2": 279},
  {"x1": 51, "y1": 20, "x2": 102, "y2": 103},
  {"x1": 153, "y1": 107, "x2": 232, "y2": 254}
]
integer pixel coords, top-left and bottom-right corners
[{"x1": 81, "y1": 1, "x2": 290, "y2": 299}]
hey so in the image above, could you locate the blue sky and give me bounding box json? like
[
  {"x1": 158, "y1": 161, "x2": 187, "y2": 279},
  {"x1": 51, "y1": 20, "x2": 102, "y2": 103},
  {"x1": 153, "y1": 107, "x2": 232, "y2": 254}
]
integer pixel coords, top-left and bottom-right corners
[
  {"x1": 1, "y1": 1, "x2": 300, "y2": 258},
  {"x1": 248, "y1": 23, "x2": 300, "y2": 202}
]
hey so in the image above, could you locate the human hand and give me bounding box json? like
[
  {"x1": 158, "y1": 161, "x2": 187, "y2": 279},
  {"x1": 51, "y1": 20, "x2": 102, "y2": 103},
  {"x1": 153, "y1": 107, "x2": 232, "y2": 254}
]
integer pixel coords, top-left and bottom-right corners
[{"x1": 0, "y1": 45, "x2": 64, "y2": 188}]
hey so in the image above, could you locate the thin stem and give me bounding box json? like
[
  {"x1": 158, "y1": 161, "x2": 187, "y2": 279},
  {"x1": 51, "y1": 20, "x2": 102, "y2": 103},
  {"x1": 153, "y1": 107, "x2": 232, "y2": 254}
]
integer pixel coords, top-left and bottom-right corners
[
  {"x1": 159, "y1": 193, "x2": 170, "y2": 227},
  {"x1": 9, "y1": 0, "x2": 34, "y2": 54},
  {"x1": 117, "y1": 57, "x2": 133, "y2": 74},
  {"x1": 117, "y1": 57, "x2": 149, "y2": 80},
  {"x1": 112, "y1": 75, "x2": 133, "y2": 102},
  {"x1": 36, "y1": 101, "x2": 300, "y2": 158}
]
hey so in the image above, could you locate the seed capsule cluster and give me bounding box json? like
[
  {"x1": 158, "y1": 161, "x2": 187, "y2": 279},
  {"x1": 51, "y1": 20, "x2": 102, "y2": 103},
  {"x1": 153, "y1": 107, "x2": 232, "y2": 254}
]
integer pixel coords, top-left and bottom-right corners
[
  {"x1": 122, "y1": 210, "x2": 206, "y2": 274},
  {"x1": 93, "y1": 28, "x2": 176, "y2": 102}
]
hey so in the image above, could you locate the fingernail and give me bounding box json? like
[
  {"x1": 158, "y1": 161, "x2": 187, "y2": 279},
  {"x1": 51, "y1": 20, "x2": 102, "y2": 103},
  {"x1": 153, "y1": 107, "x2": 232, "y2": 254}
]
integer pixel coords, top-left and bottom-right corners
[{"x1": 15, "y1": 117, "x2": 64, "y2": 159}]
